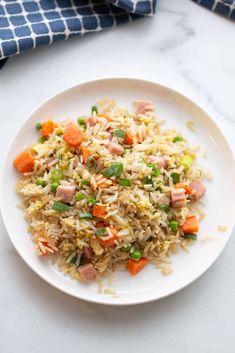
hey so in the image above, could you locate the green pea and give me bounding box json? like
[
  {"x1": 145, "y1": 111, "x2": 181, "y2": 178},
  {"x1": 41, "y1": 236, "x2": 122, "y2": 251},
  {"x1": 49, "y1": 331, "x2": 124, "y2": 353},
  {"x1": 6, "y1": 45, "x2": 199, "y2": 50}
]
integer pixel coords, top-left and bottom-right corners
[
  {"x1": 50, "y1": 169, "x2": 63, "y2": 183},
  {"x1": 130, "y1": 249, "x2": 141, "y2": 261},
  {"x1": 87, "y1": 197, "x2": 97, "y2": 205},
  {"x1": 50, "y1": 182, "x2": 60, "y2": 192},
  {"x1": 35, "y1": 177, "x2": 46, "y2": 187},
  {"x1": 36, "y1": 122, "x2": 42, "y2": 130},
  {"x1": 75, "y1": 192, "x2": 85, "y2": 202},
  {"x1": 159, "y1": 204, "x2": 170, "y2": 213},
  {"x1": 173, "y1": 136, "x2": 183, "y2": 143},
  {"x1": 169, "y1": 220, "x2": 179, "y2": 232}
]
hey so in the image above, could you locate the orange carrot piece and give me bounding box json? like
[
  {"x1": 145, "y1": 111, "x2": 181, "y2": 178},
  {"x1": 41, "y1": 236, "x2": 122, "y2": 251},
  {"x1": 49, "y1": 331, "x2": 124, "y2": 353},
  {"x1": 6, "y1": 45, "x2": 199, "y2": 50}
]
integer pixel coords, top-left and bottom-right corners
[
  {"x1": 92, "y1": 204, "x2": 107, "y2": 218},
  {"x1": 124, "y1": 131, "x2": 134, "y2": 145},
  {"x1": 13, "y1": 150, "x2": 35, "y2": 173},
  {"x1": 128, "y1": 258, "x2": 148, "y2": 276},
  {"x1": 181, "y1": 215, "x2": 199, "y2": 233},
  {"x1": 63, "y1": 123, "x2": 84, "y2": 147},
  {"x1": 175, "y1": 183, "x2": 193, "y2": 196},
  {"x1": 40, "y1": 120, "x2": 57, "y2": 137},
  {"x1": 98, "y1": 228, "x2": 118, "y2": 247},
  {"x1": 81, "y1": 147, "x2": 92, "y2": 163}
]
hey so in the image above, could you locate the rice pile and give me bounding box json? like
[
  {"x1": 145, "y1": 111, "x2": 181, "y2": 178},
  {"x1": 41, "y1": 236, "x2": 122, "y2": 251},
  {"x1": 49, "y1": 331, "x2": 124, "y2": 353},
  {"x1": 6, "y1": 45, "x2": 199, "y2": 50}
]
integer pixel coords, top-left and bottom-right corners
[{"x1": 15, "y1": 98, "x2": 207, "y2": 283}]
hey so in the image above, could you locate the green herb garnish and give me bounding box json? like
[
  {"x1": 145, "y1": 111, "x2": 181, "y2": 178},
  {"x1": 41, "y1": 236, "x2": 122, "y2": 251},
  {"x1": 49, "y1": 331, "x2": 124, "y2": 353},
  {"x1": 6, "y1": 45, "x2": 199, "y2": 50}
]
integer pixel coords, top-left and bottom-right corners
[
  {"x1": 102, "y1": 162, "x2": 124, "y2": 178},
  {"x1": 52, "y1": 201, "x2": 69, "y2": 212},
  {"x1": 118, "y1": 178, "x2": 132, "y2": 187},
  {"x1": 35, "y1": 177, "x2": 46, "y2": 187},
  {"x1": 183, "y1": 233, "x2": 197, "y2": 240},
  {"x1": 79, "y1": 212, "x2": 93, "y2": 219},
  {"x1": 113, "y1": 129, "x2": 126, "y2": 139},
  {"x1": 91, "y1": 105, "x2": 98, "y2": 114},
  {"x1": 173, "y1": 136, "x2": 183, "y2": 143},
  {"x1": 159, "y1": 204, "x2": 170, "y2": 213},
  {"x1": 147, "y1": 163, "x2": 160, "y2": 177},
  {"x1": 170, "y1": 172, "x2": 181, "y2": 184}
]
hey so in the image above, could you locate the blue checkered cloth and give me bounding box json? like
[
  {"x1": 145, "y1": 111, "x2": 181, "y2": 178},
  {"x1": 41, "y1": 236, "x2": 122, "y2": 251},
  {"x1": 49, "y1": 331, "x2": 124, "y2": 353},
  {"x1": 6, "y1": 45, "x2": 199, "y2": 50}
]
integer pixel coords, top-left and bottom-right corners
[
  {"x1": 192, "y1": 0, "x2": 235, "y2": 18},
  {"x1": 0, "y1": 0, "x2": 234, "y2": 64},
  {"x1": 0, "y1": 0, "x2": 156, "y2": 60}
]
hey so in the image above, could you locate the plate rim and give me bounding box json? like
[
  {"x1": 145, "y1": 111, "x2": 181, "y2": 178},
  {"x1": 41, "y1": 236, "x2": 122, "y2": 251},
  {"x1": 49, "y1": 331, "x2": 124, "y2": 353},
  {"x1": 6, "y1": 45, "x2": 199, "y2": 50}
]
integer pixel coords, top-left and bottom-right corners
[{"x1": 1, "y1": 77, "x2": 235, "y2": 306}]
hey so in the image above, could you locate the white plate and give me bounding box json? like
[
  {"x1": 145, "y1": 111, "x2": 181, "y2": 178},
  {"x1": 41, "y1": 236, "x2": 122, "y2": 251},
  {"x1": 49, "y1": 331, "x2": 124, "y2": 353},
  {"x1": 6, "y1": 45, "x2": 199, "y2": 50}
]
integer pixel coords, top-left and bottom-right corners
[{"x1": 1, "y1": 78, "x2": 235, "y2": 305}]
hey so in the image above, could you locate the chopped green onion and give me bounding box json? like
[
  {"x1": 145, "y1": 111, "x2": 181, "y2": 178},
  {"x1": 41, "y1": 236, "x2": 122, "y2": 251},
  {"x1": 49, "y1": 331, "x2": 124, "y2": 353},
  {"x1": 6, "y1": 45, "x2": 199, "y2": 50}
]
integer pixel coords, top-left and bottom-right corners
[
  {"x1": 52, "y1": 201, "x2": 69, "y2": 212},
  {"x1": 144, "y1": 175, "x2": 153, "y2": 185},
  {"x1": 80, "y1": 179, "x2": 90, "y2": 187},
  {"x1": 130, "y1": 249, "x2": 142, "y2": 261},
  {"x1": 170, "y1": 172, "x2": 181, "y2": 184},
  {"x1": 173, "y1": 136, "x2": 183, "y2": 143},
  {"x1": 75, "y1": 192, "x2": 85, "y2": 202},
  {"x1": 38, "y1": 136, "x2": 47, "y2": 144},
  {"x1": 113, "y1": 129, "x2": 126, "y2": 139},
  {"x1": 50, "y1": 181, "x2": 60, "y2": 192},
  {"x1": 95, "y1": 227, "x2": 107, "y2": 237},
  {"x1": 35, "y1": 177, "x2": 46, "y2": 187},
  {"x1": 147, "y1": 163, "x2": 160, "y2": 177},
  {"x1": 36, "y1": 122, "x2": 42, "y2": 130},
  {"x1": 180, "y1": 155, "x2": 193, "y2": 170},
  {"x1": 86, "y1": 156, "x2": 97, "y2": 169},
  {"x1": 91, "y1": 105, "x2": 98, "y2": 114},
  {"x1": 70, "y1": 255, "x2": 77, "y2": 264},
  {"x1": 121, "y1": 244, "x2": 131, "y2": 252},
  {"x1": 169, "y1": 220, "x2": 179, "y2": 232},
  {"x1": 183, "y1": 233, "x2": 197, "y2": 240},
  {"x1": 102, "y1": 162, "x2": 124, "y2": 178},
  {"x1": 159, "y1": 204, "x2": 170, "y2": 213},
  {"x1": 118, "y1": 178, "x2": 132, "y2": 187},
  {"x1": 50, "y1": 169, "x2": 63, "y2": 183},
  {"x1": 79, "y1": 254, "x2": 85, "y2": 266},
  {"x1": 79, "y1": 212, "x2": 93, "y2": 219},
  {"x1": 87, "y1": 197, "x2": 97, "y2": 205}
]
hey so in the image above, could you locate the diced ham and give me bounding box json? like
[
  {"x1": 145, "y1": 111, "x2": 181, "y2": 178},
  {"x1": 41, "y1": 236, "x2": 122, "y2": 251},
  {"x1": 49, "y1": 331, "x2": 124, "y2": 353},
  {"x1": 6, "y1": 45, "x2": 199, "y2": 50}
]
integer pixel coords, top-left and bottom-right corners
[
  {"x1": 83, "y1": 246, "x2": 94, "y2": 261},
  {"x1": 134, "y1": 100, "x2": 154, "y2": 115},
  {"x1": 171, "y1": 188, "x2": 186, "y2": 208},
  {"x1": 55, "y1": 184, "x2": 76, "y2": 203},
  {"x1": 79, "y1": 263, "x2": 96, "y2": 281},
  {"x1": 46, "y1": 157, "x2": 58, "y2": 168},
  {"x1": 147, "y1": 155, "x2": 158, "y2": 163},
  {"x1": 108, "y1": 142, "x2": 124, "y2": 155},
  {"x1": 190, "y1": 179, "x2": 206, "y2": 200},
  {"x1": 86, "y1": 116, "x2": 97, "y2": 126},
  {"x1": 147, "y1": 155, "x2": 168, "y2": 169},
  {"x1": 156, "y1": 156, "x2": 168, "y2": 169}
]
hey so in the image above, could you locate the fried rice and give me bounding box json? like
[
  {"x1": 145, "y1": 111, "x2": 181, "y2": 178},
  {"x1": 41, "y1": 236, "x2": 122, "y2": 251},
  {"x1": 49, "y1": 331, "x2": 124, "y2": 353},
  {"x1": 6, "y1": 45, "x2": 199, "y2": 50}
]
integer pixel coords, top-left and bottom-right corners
[{"x1": 14, "y1": 98, "x2": 207, "y2": 282}]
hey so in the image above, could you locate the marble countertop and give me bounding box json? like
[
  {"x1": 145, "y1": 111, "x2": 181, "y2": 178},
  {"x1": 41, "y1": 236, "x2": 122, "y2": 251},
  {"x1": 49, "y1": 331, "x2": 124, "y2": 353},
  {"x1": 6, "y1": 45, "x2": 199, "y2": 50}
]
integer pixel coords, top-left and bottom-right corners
[{"x1": 0, "y1": 0, "x2": 234, "y2": 352}]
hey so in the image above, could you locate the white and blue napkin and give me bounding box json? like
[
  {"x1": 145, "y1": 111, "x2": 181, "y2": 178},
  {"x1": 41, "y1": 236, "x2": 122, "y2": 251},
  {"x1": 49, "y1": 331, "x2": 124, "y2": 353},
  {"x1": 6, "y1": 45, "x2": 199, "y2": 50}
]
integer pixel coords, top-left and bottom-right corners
[{"x1": 0, "y1": 0, "x2": 234, "y2": 67}]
